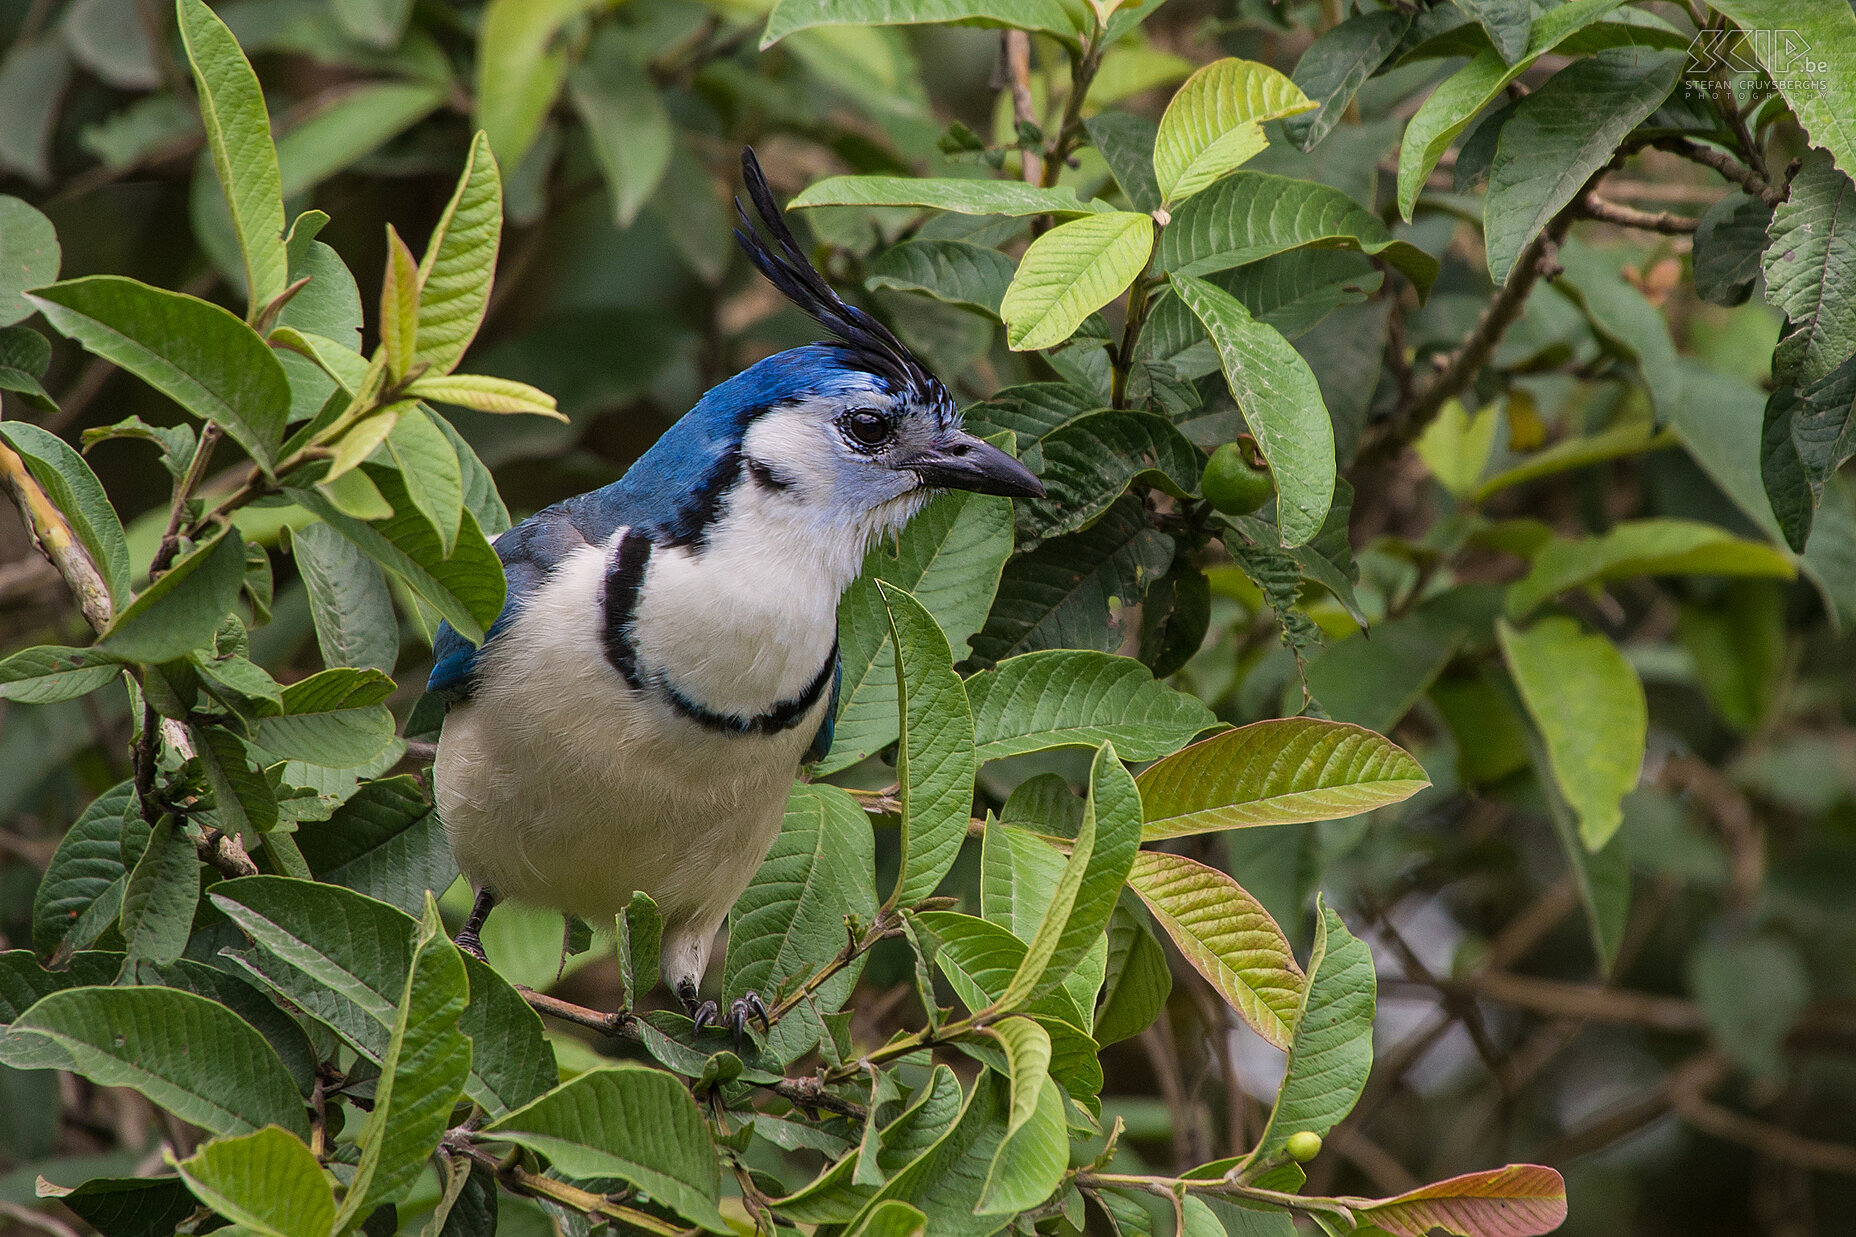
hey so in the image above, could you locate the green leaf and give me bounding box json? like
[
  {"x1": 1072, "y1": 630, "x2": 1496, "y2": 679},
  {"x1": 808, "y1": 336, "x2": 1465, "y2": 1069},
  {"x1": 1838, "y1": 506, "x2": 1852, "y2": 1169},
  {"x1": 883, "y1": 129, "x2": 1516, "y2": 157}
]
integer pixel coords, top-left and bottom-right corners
[
  {"x1": 177, "y1": 0, "x2": 287, "y2": 316},
  {"x1": 1157, "y1": 171, "x2": 1437, "y2": 299},
  {"x1": 1152, "y1": 58, "x2": 1314, "y2": 205},
  {"x1": 485, "y1": 1065, "x2": 727, "y2": 1230},
  {"x1": 0, "y1": 421, "x2": 130, "y2": 605},
  {"x1": 1094, "y1": 894, "x2": 1172, "y2": 1047},
  {"x1": 966, "y1": 650, "x2": 1216, "y2": 762},
  {"x1": 1171, "y1": 271, "x2": 1334, "y2": 545},
  {"x1": 1395, "y1": 0, "x2": 1626, "y2": 221},
  {"x1": 1352, "y1": 1164, "x2": 1568, "y2": 1237},
  {"x1": 0, "y1": 196, "x2": 59, "y2": 326},
  {"x1": 1551, "y1": 239, "x2": 1682, "y2": 418},
  {"x1": 192, "y1": 722, "x2": 279, "y2": 844},
  {"x1": 617, "y1": 891, "x2": 662, "y2": 1010},
  {"x1": 1018, "y1": 410, "x2": 1201, "y2": 544},
  {"x1": 0, "y1": 37, "x2": 69, "y2": 186},
  {"x1": 119, "y1": 817, "x2": 199, "y2": 968},
  {"x1": 849, "y1": 1200, "x2": 929, "y2": 1237},
  {"x1": 1137, "y1": 718, "x2": 1429, "y2": 840},
  {"x1": 1449, "y1": 0, "x2": 1530, "y2": 63},
  {"x1": 1689, "y1": 935, "x2": 1810, "y2": 1078},
  {"x1": 386, "y1": 406, "x2": 464, "y2": 557},
  {"x1": 790, "y1": 176, "x2": 1110, "y2": 218},
  {"x1": 1416, "y1": 398, "x2": 1499, "y2": 498},
  {"x1": 336, "y1": 897, "x2": 472, "y2": 1230},
  {"x1": 1000, "y1": 211, "x2": 1153, "y2": 351},
  {"x1": 297, "y1": 776, "x2": 457, "y2": 916},
  {"x1": 99, "y1": 526, "x2": 245, "y2": 662},
  {"x1": 725, "y1": 783, "x2": 876, "y2": 1065},
  {"x1": 330, "y1": 0, "x2": 413, "y2": 48},
  {"x1": 246, "y1": 667, "x2": 396, "y2": 768},
  {"x1": 1709, "y1": 0, "x2": 1856, "y2": 180},
  {"x1": 979, "y1": 823, "x2": 1109, "y2": 1022},
  {"x1": 879, "y1": 581, "x2": 978, "y2": 909},
  {"x1": 1087, "y1": 111, "x2": 1162, "y2": 214},
  {"x1": 415, "y1": 131, "x2": 502, "y2": 379},
  {"x1": 776, "y1": 1065, "x2": 966, "y2": 1223},
  {"x1": 1000, "y1": 743, "x2": 1141, "y2": 1007},
  {"x1": 970, "y1": 496, "x2": 1174, "y2": 664},
  {"x1": 31, "y1": 783, "x2": 135, "y2": 957},
  {"x1": 1127, "y1": 850, "x2": 1302, "y2": 1049},
  {"x1": 1693, "y1": 191, "x2": 1772, "y2": 307},
  {"x1": 290, "y1": 464, "x2": 505, "y2": 643},
  {"x1": 474, "y1": 0, "x2": 605, "y2": 171},
  {"x1": 822, "y1": 486, "x2": 1013, "y2": 774},
  {"x1": 275, "y1": 82, "x2": 446, "y2": 200},
  {"x1": 11, "y1": 985, "x2": 309, "y2": 1137},
  {"x1": 1485, "y1": 50, "x2": 1683, "y2": 284},
  {"x1": 867, "y1": 240, "x2": 1016, "y2": 317},
  {"x1": 0, "y1": 321, "x2": 55, "y2": 410},
  {"x1": 211, "y1": 875, "x2": 551, "y2": 1115},
  {"x1": 292, "y1": 522, "x2": 399, "y2": 673},
  {"x1": 568, "y1": 29, "x2": 673, "y2": 230},
  {"x1": 1763, "y1": 150, "x2": 1856, "y2": 387},
  {"x1": 1284, "y1": 11, "x2": 1411, "y2": 151},
  {"x1": 1470, "y1": 417, "x2": 1671, "y2": 502},
  {"x1": 28, "y1": 276, "x2": 290, "y2": 471},
  {"x1": 1249, "y1": 897, "x2": 1374, "y2": 1165},
  {"x1": 977, "y1": 1062, "x2": 1065, "y2": 1214},
  {"x1": 1507, "y1": 518, "x2": 1795, "y2": 618},
  {"x1": 762, "y1": 0, "x2": 1083, "y2": 49},
  {"x1": 0, "y1": 645, "x2": 121, "y2": 704},
  {"x1": 1499, "y1": 616, "x2": 1644, "y2": 850},
  {"x1": 174, "y1": 1126, "x2": 335, "y2": 1237},
  {"x1": 1763, "y1": 351, "x2": 1856, "y2": 551}
]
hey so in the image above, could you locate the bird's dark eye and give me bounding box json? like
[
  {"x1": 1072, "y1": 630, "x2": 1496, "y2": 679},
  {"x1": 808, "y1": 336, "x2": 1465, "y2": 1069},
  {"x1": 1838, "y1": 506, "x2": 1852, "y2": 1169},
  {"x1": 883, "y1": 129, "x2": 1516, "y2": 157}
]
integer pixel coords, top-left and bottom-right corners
[{"x1": 843, "y1": 410, "x2": 891, "y2": 448}]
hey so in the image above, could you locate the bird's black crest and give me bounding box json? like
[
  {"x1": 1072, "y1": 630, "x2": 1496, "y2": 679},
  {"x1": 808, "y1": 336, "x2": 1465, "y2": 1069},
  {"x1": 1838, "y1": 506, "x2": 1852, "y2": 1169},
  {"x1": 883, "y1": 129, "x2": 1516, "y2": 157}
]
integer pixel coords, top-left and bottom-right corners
[{"x1": 735, "y1": 148, "x2": 954, "y2": 420}]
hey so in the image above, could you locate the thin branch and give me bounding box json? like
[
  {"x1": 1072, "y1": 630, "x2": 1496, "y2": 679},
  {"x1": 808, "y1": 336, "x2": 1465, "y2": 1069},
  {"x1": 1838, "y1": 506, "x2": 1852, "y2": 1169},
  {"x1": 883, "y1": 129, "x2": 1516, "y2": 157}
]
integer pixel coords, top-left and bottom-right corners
[
  {"x1": 1654, "y1": 137, "x2": 1785, "y2": 206},
  {"x1": 1002, "y1": 32, "x2": 1044, "y2": 186},
  {"x1": 1575, "y1": 192, "x2": 1699, "y2": 234},
  {"x1": 447, "y1": 1136, "x2": 697, "y2": 1235},
  {"x1": 1387, "y1": 970, "x2": 1707, "y2": 1032},
  {"x1": 1667, "y1": 1058, "x2": 1856, "y2": 1176}
]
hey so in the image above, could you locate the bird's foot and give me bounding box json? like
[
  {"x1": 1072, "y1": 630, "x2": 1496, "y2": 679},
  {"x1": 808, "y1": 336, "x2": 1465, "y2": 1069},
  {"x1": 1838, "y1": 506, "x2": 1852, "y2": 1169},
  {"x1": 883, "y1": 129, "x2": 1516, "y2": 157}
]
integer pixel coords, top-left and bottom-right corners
[
  {"x1": 678, "y1": 981, "x2": 770, "y2": 1050},
  {"x1": 454, "y1": 887, "x2": 496, "y2": 963}
]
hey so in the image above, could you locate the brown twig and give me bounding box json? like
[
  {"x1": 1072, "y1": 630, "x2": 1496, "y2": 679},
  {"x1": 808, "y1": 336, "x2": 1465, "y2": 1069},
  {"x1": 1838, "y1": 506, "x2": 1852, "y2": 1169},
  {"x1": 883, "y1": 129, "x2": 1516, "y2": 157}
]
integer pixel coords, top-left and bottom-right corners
[
  {"x1": 1653, "y1": 137, "x2": 1785, "y2": 206},
  {"x1": 0, "y1": 437, "x2": 114, "y2": 632},
  {"x1": 446, "y1": 1136, "x2": 697, "y2": 1235},
  {"x1": 1667, "y1": 1058, "x2": 1856, "y2": 1176},
  {"x1": 1575, "y1": 192, "x2": 1699, "y2": 234},
  {"x1": 1002, "y1": 32, "x2": 1044, "y2": 186}
]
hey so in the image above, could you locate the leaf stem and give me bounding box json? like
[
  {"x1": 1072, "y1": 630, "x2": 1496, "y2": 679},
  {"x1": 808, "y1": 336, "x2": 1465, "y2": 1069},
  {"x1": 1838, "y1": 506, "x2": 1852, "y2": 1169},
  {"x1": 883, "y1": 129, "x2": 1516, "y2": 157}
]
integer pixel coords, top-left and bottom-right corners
[
  {"x1": 446, "y1": 1135, "x2": 697, "y2": 1236},
  {"x1": 1109, "y1": 234, "x2": 1163, "y2": 410}
]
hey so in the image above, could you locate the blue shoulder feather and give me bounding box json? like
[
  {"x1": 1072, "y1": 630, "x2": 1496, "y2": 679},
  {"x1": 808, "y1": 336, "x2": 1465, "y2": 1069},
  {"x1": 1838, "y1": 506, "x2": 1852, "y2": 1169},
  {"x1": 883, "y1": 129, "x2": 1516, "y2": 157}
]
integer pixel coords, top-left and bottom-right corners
[{"x1": 802, "y1": 655, "x2": 842, "y2": 765}]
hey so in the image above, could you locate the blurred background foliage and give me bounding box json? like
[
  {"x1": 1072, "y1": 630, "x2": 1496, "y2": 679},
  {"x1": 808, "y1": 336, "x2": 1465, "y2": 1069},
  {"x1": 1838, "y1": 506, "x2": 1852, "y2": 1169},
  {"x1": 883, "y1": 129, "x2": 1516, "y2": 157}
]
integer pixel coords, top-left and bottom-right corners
[{"x1": 2, "y1": 0, "x2": 1855, "y2": 1234}]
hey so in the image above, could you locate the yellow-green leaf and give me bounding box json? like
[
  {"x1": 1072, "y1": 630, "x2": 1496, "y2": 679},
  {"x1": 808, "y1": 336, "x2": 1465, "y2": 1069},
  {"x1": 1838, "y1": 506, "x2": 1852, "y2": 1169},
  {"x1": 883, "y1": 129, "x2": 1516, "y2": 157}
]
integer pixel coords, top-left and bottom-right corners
[
  {"x1": 408, "y1": 373, "x2": 564, "y2": 419},
  {"x1": 176, "y1": 0, "x2": 287, "y2": 317},
  {"x1": 1137, "y1": 718, "x2": 1429, "y2": 840},
  {"x1": 1506, "y1": 518, "x2": 1796, "y2": 618},
  {"x1": 379, "y1": 223, "x2": 419, "y2": 382},
  {"x1": 174, "y1": 1127, "x2": 335, "y2": 1237},
  {"x1": 1152, "y1": 58, "x2": 1314, "y2": 205},
  {"x1": 1127, "y1": 850, "x2": 1303, "y2": 1048},
  {"x1": 1001, "y1": 210, "x2": 1153, "y2": 351},
  {"x1": 1498, "y1": 616, "x2": 1644, "y2": 851},
  {"x1": 415, "y1": 132, "x2": 501, "y2": 378}
]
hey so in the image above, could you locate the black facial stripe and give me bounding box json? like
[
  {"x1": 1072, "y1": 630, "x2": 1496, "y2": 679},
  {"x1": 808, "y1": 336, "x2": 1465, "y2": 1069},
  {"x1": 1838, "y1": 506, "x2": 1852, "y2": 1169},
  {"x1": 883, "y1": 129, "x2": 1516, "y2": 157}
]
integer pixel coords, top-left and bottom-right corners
[
  {"x1": 660, "y1": 444, "x2": 743, "y2": 551},
  {"x1": 600, "y1": 530, "x2": 653, "y2": 691},
  {"x1": 745, "y1": 456, "x2": 794, "y2": 492}
]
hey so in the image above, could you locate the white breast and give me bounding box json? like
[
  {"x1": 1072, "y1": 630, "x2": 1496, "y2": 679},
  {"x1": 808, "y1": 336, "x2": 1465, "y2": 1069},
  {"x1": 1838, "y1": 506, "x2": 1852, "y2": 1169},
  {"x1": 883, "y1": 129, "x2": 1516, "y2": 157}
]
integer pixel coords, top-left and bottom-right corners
[{"x1": 433, "y1": 533, "x2": 831, "y2": 986}]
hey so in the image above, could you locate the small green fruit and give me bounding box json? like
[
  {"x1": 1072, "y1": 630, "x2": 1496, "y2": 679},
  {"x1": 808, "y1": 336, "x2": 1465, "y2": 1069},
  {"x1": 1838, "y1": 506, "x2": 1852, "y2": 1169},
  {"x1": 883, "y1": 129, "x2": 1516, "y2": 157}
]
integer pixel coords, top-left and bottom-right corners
[
  {"x1": 1284, "y1": 1131, "x2": 1323, "y2": 1163},
  {"x1": 1200, "y1": 441, "x2": 1275, "y2": 515}
]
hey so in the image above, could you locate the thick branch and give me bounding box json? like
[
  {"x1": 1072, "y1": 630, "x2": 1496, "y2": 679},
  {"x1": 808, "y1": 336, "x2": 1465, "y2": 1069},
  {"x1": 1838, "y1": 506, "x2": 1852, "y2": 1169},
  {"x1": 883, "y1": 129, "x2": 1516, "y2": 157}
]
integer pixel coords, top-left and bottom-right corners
[
  {"x1": 0, "y1": 438, "x2": 114, "y2": 632},
  {"x1": 1002, "y1": 32, "x2": 1043, "y2": 186}
]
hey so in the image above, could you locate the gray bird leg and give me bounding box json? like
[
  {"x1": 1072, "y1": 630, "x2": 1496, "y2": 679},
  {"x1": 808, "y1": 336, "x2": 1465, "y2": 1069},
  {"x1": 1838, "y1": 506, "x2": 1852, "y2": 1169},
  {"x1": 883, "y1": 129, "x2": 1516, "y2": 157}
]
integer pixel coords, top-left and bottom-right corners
[{"x1": 456, "y1": 887, "x2": 496, "y2": 961}]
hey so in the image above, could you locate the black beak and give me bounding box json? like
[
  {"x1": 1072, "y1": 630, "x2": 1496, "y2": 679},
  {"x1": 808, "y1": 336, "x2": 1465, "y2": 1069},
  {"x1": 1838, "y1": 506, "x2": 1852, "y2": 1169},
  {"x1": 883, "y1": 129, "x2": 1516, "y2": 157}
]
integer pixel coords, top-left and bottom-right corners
[{"x1": 901, "y1": 431, "x2": 1046, "y2": 499}]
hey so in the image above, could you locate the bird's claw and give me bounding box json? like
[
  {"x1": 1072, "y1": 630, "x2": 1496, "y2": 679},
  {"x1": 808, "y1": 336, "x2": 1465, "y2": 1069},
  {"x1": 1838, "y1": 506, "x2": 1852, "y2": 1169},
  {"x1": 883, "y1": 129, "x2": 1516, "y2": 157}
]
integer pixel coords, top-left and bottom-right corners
[
  {"x1": 689, "y1": 999, "x2": 721, "y2": 1034},
  {"x1": 725, "y1": 991, "x2": 771, "y2": 1050}
]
